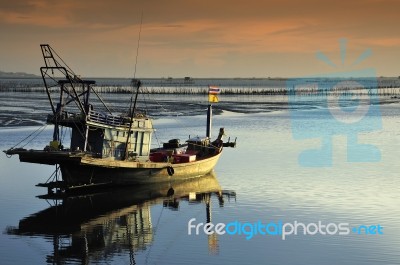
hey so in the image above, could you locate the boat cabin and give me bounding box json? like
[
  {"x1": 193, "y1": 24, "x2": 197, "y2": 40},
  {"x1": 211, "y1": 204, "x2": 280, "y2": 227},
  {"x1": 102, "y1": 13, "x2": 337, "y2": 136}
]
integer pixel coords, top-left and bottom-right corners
[{"x1": 47, "y1": 79, "x2": 154, "y2": 161}]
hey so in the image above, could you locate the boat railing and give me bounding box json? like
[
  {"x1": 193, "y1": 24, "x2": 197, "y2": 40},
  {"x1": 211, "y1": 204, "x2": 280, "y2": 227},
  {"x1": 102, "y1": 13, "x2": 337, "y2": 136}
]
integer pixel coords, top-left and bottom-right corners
[{"x1": 87, "y1": 110, "x2": 129, "y2": 127}]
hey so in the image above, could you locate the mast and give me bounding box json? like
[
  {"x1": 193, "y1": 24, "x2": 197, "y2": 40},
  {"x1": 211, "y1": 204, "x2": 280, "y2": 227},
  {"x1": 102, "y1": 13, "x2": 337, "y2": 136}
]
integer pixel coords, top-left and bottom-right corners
[
  {"x1": 124, "y1": 80, "x2": 141, "y2": 160},
  {"x1": 124, "y1": 12, "x2": 143, "y2": 160}
]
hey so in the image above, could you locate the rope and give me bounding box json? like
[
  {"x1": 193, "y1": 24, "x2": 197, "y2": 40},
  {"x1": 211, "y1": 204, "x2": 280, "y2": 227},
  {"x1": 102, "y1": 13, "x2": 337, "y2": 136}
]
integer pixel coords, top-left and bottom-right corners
[
  {"x1": 49, "y1": 46, "x2": 76, "y2": 77},
  {"x1": 140, "y1": 87, "x2": 162, "y2": 148},
  {"x1": 8, "y1": 123, "x2": 48, "y2": 150},
  {"x1": 149, "y1": 119, "x2": 160, "y2": 148},
  {"x1": 21, "y1": 125, "x2": 48, "y2": 148}
]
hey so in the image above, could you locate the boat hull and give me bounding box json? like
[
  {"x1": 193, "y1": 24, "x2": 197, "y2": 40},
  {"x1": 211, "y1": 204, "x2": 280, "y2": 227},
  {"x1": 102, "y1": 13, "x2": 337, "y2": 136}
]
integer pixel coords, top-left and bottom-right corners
[
  {"x1": 61, "y1": 152, "x2": 222, "y2": 186},
  {"x1": 7, "y1": 149, "x2": 222, "y2": 186}
]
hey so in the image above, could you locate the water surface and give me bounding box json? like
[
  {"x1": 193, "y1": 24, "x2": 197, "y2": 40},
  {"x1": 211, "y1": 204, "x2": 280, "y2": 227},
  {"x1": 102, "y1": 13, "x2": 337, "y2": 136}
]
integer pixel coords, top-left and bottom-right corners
[{"x1": 0, "y1": 93, "x2": 399, "y2": 265}]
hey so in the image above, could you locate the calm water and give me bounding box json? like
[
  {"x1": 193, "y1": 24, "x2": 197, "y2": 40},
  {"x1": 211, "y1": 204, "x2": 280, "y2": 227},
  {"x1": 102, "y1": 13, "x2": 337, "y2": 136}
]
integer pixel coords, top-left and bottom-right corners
[{"x1": 0, "y1": 92, "x2": 399, "y2": 264}]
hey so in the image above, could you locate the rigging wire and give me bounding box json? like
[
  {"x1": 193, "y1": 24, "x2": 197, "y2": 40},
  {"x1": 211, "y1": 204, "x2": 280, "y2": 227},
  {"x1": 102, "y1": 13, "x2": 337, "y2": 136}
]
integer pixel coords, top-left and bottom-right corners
[
  {"x1": 139, "y1": 85, "x2": 202, "y2": 147},
  {"x1": 90, "y1": 86, "x2": 115, "y2": 114},
  {"x1": 49, "y1": 46, "x2": 77, "y2": 77},
  {"x1": 139, "y1": 86, "x2": 162, "y2": 148},
  {"x1": 8, "y1": 123, "x2": 48, "y2": 150},
  {"x1": 20, "y1": 125, "x2": 48, "y2": 149}
]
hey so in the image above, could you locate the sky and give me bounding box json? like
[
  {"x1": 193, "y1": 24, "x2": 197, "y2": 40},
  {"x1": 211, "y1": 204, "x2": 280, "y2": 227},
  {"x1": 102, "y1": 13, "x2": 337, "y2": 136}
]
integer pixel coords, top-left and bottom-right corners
[{"x1": 0, "y1": 0, "x2": 399, "y2": 78}]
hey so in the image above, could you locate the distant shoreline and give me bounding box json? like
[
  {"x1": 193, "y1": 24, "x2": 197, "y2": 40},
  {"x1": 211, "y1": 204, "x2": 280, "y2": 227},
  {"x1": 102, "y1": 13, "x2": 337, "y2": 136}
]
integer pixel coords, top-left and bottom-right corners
[
  {"x1": 0, "y1": 71, "x2": 39, "y2": 78},
  {"x1": 1, "y1": 77, "x2": 400, "y2": 96},
  {"x1": 0, "y1": 75, "x2": 399, "y2": 80}
]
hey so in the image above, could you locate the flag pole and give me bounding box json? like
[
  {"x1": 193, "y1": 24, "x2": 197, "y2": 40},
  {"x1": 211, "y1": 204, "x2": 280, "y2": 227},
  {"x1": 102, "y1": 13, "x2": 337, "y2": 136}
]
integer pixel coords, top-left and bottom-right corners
[
  {"x1": 206, "y1": 103, "x2": 212, "y2": 138},
  {"x1": 207, "y1": 85, "x2": 220, "y2": 139}
]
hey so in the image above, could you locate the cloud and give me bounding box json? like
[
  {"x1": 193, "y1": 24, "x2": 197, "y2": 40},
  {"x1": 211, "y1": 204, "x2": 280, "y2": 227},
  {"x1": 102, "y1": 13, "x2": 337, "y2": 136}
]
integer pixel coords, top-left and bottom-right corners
[{"x1": 0, "y1": 0, "x2": 399, "y2": 77}]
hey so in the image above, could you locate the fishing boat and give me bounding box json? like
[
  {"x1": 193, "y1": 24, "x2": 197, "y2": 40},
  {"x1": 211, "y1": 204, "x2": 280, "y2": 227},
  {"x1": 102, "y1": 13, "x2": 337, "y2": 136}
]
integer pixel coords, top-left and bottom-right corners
[{"x1": 4, "y1": 45, "x2": 236, "y2": 191}]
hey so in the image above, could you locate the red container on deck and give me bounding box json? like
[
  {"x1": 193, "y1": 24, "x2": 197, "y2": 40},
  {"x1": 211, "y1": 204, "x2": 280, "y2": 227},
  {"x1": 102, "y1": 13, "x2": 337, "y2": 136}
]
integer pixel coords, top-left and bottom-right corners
[
  {"x1": 150, "y1": 152, "x2": 167, "y2": 162},
  {"x1": 173, "y1": 154, "x2": 196, "y2": 163}
]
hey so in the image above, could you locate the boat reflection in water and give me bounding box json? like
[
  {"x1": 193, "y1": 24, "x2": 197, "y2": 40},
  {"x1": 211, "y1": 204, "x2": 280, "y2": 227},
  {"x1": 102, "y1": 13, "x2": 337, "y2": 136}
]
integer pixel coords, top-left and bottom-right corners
[{"x1": 6, "y1": 172, "x2": 235, "y2": 264}]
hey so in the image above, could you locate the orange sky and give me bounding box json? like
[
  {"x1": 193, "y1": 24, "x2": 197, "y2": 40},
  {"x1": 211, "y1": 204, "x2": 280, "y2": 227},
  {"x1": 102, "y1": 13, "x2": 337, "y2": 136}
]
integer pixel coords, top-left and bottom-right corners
[{"x1": 0, "y1": 0, "x2": 399, "y2": 77}]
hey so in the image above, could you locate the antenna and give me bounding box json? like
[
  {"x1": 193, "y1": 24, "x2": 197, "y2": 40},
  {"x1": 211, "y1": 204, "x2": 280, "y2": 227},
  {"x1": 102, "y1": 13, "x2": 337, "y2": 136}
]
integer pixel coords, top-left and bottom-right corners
[
  {"x1": 125, "y1": 13, "x2": 144, "y2": 160},
  {"x1": 128, "y1": 12, "x2": 144, "y2": 114},
  {"x1": 133, "y1": 11, "x2": 143, "y2": 79}
]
